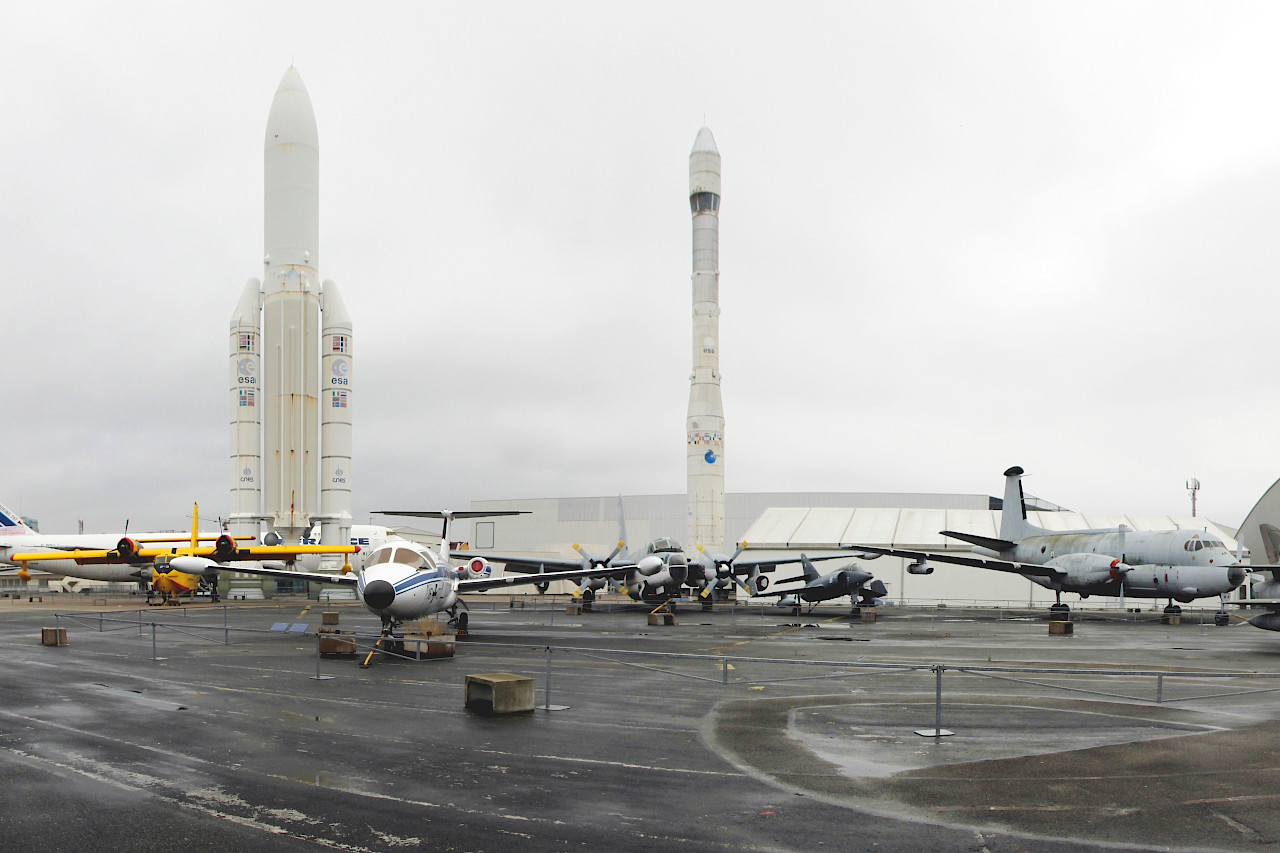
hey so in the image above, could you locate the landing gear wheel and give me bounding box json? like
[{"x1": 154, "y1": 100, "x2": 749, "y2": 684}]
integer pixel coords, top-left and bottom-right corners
[
  {"x1": 1049, "y1": 602, "x2": 1070, "y2": 617},
  {"x1": 1214, "y1": 611, "x2": 1230, "y2": 627},
  {"x1": 1163, "y1": 604, "x2": 1182, "y2": 615}
]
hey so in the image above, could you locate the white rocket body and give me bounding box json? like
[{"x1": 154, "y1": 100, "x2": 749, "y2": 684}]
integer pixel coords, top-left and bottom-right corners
[
  {"x1": 230, "y1": 68, "x2": 351, "y2": 552},
  {"x1": 686, "y1": 127, "x2": 725, "y2": 552},
  {"x1": 229, "y1": 278, "x2": 263, "y2": 538},
  {"x1": 318, "y1": 279, "x2": 353, "y2": 549}
]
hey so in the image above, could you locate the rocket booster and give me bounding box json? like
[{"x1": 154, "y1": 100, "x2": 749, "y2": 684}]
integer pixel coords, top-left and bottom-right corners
[{"x1": 686, "y1": 127, "x2": 725, "y2": 552}]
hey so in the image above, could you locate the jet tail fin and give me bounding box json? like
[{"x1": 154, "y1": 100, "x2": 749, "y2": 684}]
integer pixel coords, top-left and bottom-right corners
[
  {"x1": 799, "y1": 554, "x2": 821, "y2": 583},
  {"x1": 998, "y1": 466, "x2": 1048, "y2": 542},
  {"x1": 0, "y1": 502, "x2": 36, "y2": 535}
]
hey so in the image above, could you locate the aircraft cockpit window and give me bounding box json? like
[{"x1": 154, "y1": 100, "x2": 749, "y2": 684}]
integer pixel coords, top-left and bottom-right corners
[
  {"x1": 647, "y1": 537, "x2": 682, "y2": 553},
  {"x1": 366, "y1": 547, "x2": 395, "y2": 566},
  {"x1": 1204, "y1": 538, "x2": 1224, "y2": 549},
  {"x1": 390, "y1": 548, "x2": 432, "y2": 569}
]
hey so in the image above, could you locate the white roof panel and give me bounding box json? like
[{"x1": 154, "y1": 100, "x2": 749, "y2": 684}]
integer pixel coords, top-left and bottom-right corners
[
  {"x1": 941, "y1": 510, "x2": 1000, "y2": 538},
  {"x1": 892, "y1": 510, "x2": 948, "y2": 547},
  {"x1": 791, "y1": 508, "x2": 857, "y2": 545},
  {"x1": 1079, "y1": 514, "x2": 1131, "y2": 531},
  {"x1": 742, "y1": 507, "x2": 809, "y2": 547},
  {"x1": 842, "y1": 508, "x2": 903, "y2": 546}
]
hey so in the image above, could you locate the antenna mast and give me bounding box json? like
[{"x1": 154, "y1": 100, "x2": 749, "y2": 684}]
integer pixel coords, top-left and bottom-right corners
[{"x1": 1186, "y1": 477, "x2": 1201, "y2": 517}]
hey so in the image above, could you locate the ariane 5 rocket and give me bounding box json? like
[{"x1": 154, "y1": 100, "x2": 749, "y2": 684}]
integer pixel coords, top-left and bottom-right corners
[
  {"x1": 230, "y1": 67, "x2": 352, "y2": 552},
  {"x1": 686, "y1": 126, "x2": 725, "y2": 552}
]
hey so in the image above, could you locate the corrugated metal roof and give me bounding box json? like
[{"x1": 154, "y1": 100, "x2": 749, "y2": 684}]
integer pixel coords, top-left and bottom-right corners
[{"x1": 742, "y1": 507, "x2": 1238, "y2": 551}]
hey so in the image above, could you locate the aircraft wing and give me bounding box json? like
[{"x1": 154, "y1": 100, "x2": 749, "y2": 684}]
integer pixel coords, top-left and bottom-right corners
[
  {"x1": 452, "y1": 553, "x2": 588, "y2": 573},
  {"x1": 200, "y1": 563, "x2": 358, "y2": 586},
  {"x1": 460, "y1": 564, "x2": 623, "y2": 592},
  {"x1": 849, "y1": 545, "x2": 1065, "y2": 579},
  {"x1": 8, "y1": 544, "x2": 358, "y2": 565}
]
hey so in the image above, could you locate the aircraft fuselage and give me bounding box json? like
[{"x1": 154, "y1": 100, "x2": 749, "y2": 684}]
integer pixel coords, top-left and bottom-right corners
[{"x1": 975, "y1": 529, "x2": 1244, "y2": 602}]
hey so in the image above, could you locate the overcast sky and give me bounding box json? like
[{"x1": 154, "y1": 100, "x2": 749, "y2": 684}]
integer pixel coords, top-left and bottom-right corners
[{"x1": 5, "y1": 2, "x2": 1280, "y2": 535}]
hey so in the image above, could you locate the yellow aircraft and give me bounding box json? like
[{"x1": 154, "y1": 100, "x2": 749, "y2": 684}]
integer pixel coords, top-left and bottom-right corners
[{"x1": 8, "y1": 504, "x2": 358, "y2": 604}]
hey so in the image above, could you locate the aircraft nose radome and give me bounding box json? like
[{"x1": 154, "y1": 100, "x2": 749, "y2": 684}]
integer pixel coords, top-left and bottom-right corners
[
  {"x1": 364, "y1": 579, "x2": 395, "y2": 610},
  {"x1": 1228, "y1": 566, "x2": 1247, "y2": 589}
]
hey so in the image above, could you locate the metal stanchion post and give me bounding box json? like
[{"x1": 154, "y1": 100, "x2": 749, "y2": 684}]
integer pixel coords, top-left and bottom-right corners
[
  {"x1": 915, "y1": 664, "x2": 953, "y2": 737},
  {"x1": 99, "y1": 613, "x2": 103, "y2": 632},
  {"x1": 151, "y1": 622, "x2": 166, "y2": 661},
  {"x1": 311, "y1": 633, "x2": 334, "y2": 680},
  {"x1": 1157, "y1": 673, "x2": 1164, "y2": 704},
  {"x1": 722, "y1": 656, "x2": 729, "y2": 684},
  {"x1": 539, "y1": 646, "x2": 567, "y2": 711}
]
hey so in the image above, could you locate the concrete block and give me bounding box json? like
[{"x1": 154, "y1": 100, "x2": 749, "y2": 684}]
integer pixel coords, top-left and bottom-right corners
[
  {"x1": 321, "y1": 611, "x2": 340, "y2": 626},
  {"x1": 41, "y1": 627, "x2": 67, "y2": 646},
  {"x1": 1048, "y1": 620, "x2": 1073, "y2": 635},
  {"x1": 465, "y1": 673, "x2": 535, "y2": 714},
  {"x1": 1161, "y1": 614, "x2": 1181, "y2": 626},
  {"x1": 566, "y1": 604, "x2": 582, "y2": 615},
  {"x1": 861, "y1": 608, "x2": 877, "y2": 624},
  {"x1": 648, "y1": 613, "x2": 675, "y2": 626}
]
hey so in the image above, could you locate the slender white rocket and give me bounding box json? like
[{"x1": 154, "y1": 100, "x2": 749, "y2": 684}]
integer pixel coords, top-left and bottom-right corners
[{"x1": 686, "y1": 127, "x2": 725, "y2": 552}]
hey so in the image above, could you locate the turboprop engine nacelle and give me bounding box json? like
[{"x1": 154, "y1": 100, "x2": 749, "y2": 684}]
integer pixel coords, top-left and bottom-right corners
[
  {"x1": 168, "y1": 556, "x2": 223, "y2": 577},
  {"x1": 1047, "y1": 552, "x2": 1130, "y2": 586},
  {"x1": 635, "y1": 554, "x2": 688, "y2": 587},
  {"x1": 458, "y1": 556, "x2": 492, "y2": 580},
  {"x1": 114, "y1": 538, "x2": 142, "y2": 560}
]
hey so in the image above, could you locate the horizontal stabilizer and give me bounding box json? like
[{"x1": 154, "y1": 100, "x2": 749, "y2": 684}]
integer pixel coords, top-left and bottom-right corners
[
  {"x1": 373, "y1": 510, "x2": 529, "y2": 520},
  {"x1": 940, "y1": 530, "x2": 1017, "y2": 552}
]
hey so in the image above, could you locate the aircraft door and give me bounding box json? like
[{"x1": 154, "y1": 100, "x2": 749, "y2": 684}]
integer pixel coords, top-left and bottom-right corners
[{"x1": 1124, "y1": 566, "x2": 1157, "y2": 595}]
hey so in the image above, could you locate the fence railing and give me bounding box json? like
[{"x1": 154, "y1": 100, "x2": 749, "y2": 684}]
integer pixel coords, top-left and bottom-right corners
[{"x1": 50, "y1": 611, "x2": 1280, "y2": 737}]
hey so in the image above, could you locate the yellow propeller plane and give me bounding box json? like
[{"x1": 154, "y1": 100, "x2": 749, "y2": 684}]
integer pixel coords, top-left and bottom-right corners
[{"x1": 7, "y1": 504, "x2": 359, "y2": 603}]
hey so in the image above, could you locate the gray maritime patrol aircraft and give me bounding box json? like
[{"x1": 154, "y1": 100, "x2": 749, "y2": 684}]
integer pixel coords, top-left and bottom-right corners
[{"x1": 853, "y1": 466, "x2": 1246, "y2": 624}]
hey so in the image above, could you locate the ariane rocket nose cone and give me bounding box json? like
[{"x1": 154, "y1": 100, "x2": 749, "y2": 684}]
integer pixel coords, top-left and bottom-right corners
[
  {"x1": 691, "y1": 126, "x2": 718, "y2": 155},
  {"x1": 266, "y1": 66, "x2": 318, "y2": 150}
]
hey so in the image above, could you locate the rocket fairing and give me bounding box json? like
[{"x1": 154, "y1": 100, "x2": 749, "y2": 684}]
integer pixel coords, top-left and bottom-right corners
[
  {"x1": 230, "y1": 67, "x2": 352, "y2": 553},
  {"x1": 686, "y1": 127, "x2": 725, "y2": 552}
]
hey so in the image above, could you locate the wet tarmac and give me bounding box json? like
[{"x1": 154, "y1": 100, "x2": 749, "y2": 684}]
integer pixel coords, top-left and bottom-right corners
[{"x1": 2, "y1": 595, "x2": 1279, "y2": 852}]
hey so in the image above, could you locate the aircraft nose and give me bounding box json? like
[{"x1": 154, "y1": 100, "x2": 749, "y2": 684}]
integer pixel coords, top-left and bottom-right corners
[
  {"x1": 364, "y1": 579, "x2": 395, "y2": 610},
  {"x1": 1228, "y1": 566, "x2": 1247, "y2": 589}
]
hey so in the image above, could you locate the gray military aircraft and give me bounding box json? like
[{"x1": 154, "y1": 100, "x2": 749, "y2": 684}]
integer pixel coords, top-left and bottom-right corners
[
  {"x1": 455, "y1": 500, "x2": 849, "y2": 606},
  {"x1": 853, "y1": 466, "x2": 1246, "y2": 624},
  {"x1": 751, "y1": 554, "x2": 887, "y2": 613}
]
